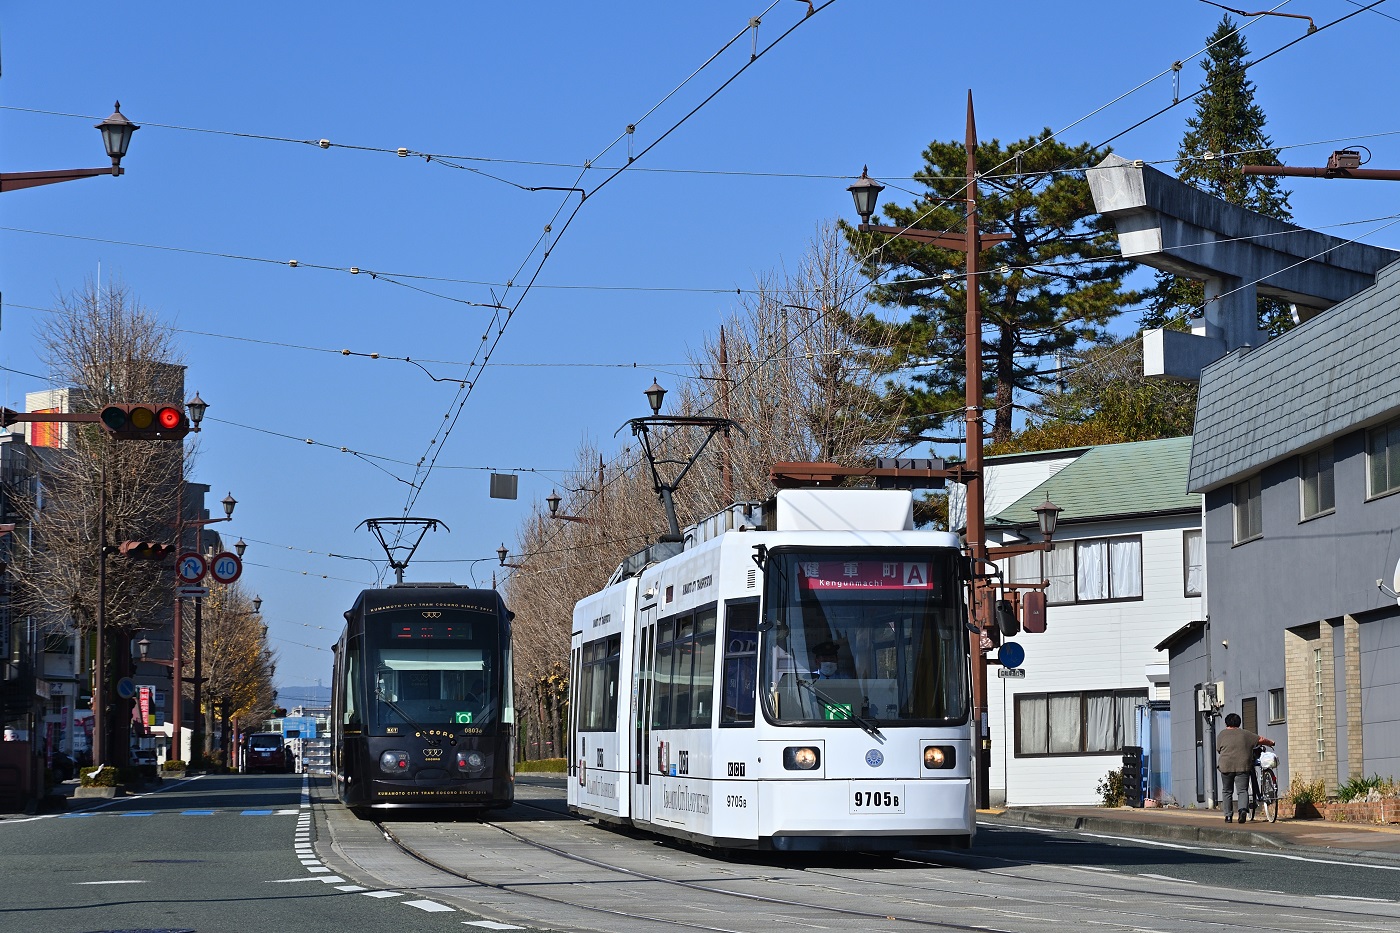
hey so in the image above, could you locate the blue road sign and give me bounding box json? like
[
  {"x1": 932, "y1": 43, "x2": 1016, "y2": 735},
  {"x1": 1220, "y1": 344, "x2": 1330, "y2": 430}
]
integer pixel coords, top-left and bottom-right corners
[
  {"x1": 998, "y1": 641, "x2": 1026, "y2": 670},
  {"x1": 116, "y1": 677, "x2": 137, "y2": 700}
]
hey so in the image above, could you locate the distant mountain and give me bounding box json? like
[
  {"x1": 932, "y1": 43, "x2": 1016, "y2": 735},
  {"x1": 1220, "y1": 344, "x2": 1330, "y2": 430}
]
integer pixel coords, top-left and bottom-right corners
[{"x1": 279, "y1": 685, "x2": 332, "y2": 708}]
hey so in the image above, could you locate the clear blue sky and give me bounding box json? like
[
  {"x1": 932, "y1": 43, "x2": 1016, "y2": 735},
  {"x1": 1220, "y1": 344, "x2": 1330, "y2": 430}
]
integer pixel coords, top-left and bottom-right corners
[{"x1": 2, "y1": 2, "x2": 1396, "y2": 696}]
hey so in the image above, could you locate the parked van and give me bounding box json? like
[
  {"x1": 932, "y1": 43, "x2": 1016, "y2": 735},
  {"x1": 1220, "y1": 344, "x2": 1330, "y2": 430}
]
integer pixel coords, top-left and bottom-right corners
[{"x1": 244, "y1": 732, "x2": 291, "y2": 774}]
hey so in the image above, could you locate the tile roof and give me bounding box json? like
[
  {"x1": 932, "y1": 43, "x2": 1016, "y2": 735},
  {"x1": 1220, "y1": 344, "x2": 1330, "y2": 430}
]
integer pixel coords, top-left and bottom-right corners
[
  {"x1": 989, "y1": 436, "x2": 1198, "y2": 528},
  {"x1": 1189, "y1": 259, "x2": 1400, "y2": 493}
]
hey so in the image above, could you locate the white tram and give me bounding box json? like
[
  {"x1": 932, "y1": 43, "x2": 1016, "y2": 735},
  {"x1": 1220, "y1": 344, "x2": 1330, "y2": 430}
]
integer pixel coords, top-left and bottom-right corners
[{"x1": 567, "y1": 488, "x2": 975, "y2": 851}]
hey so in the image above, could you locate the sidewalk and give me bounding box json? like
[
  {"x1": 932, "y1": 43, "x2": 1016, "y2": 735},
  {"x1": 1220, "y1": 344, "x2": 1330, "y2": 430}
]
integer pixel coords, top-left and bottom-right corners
[{"x1": 980, "y1": 804, "x2": 1400, "y2": 863}]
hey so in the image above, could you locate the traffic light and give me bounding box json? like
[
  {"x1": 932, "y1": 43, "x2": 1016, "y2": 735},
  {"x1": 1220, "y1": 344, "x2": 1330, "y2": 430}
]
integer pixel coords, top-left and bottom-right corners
[
  {"x1": 99, "y1": 403, "x2": 189, "y2": 440},
  {"x1": 119, "y1": 540, "x2": 174, "y2": 560},
  {"x1": 995, "y1": 599, "x2": 1020, "y2": 637},
  {"x1": 1122, "y1": 745, "x2": 1145, "y2": 807}
]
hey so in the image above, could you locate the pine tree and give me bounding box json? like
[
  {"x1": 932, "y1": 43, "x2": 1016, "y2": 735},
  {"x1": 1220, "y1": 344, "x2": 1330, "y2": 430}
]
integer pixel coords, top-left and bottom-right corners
[
  {"x1": 1143, "y1": 15, "x2": 1294, "y2": 336},
  {"x1": 846, "y1": 130, "x2": 1137, "y2": 446}
]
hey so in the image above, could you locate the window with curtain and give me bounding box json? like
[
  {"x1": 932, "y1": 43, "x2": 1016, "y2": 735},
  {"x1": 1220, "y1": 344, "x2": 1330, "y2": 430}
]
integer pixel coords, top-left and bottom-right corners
[
  {"x1": 1234, "y1": 474, "x2": 1262, "y2": 542},
  {"x1": 1368, "y1": 419, "x2": 1400, "y2": 498},
  {"x1": 1016, "y1": 689, "x2": 1147, "y2": 757},
  {"x1": 1300, "y1": 445, "x2": 1335, "y2": 519},
  {"x1": 1044, "y1": 536, "x2": 1142, "y2": 605},
  {"x1": 1183, "y1": 530, "x2": 1203, "y2": 597}
]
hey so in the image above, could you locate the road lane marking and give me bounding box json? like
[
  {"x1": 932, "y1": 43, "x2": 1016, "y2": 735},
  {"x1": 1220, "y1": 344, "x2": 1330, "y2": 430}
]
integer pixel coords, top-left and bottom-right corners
[
  {"x1": 76, "y1": 880, "x2": 148, "y2": 885},
  {"x1": 183, "y1": 810, "x2": 215, "y2": 816},
  {"x1": 337, "y1": 885, "x2": 368, "y2": 892},
  {"x1": 1138, "y1": 874, "x2": 1197, "y2": 884},
  {"x1": 404, "y1": 900, "x2": 454, "y2": 912},
  {"x1": 241, "y1": 809, "x2": 274, "y2": 815},
  {"x1": 362, "y1": 890, "x2": 404, "y2": 898},
  {"x1": 462, "y1": 923, "x2": 524, "y2": 930}
]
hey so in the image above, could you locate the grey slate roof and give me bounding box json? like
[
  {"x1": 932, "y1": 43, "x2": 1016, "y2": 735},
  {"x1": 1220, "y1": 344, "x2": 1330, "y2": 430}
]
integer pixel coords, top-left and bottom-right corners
[
  {"x1": 1189, "y1": 258, "x2": 1400, "y2": 493},
  {"x1": 989, "y1": 436, "x2": 1198, "y2": 528}
]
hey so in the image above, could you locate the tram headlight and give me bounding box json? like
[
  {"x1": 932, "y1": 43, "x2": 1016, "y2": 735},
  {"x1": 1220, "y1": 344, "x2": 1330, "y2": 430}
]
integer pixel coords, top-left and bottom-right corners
[
  {"x1": 783, "y1": 746, "x2": 820, "y2": 770},
  {"x1": 379, "y1": 750, "x2": 410, "y2": 773},
  {"x1": 923, "y1": 745, "x2": 955, "y2": 770},
  {"x1": 455, "y1": 750, "x2": 486, "y2": 772}
]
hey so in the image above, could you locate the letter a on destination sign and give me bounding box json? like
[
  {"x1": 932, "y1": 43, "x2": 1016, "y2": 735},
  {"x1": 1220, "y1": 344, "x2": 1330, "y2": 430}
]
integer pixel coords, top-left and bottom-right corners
[{"x1": 904, "y1": 562, "x2": 931, "y2": 587}]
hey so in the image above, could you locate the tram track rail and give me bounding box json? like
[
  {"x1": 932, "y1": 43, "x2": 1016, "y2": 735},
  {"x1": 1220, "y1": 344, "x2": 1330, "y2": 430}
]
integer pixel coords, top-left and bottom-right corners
[
  {"x1": 376, "y1": 808, "x2": 1026, "y2": 933},
  {"x1": 427, "y1": 791, "x2": 1400, "y2": 933}
]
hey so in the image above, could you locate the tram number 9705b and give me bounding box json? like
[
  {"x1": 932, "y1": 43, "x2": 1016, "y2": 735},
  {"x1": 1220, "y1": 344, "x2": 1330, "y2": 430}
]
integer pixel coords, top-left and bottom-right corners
[{"x1": 852, "y1": 789, "x2": 903, "y2": 810}]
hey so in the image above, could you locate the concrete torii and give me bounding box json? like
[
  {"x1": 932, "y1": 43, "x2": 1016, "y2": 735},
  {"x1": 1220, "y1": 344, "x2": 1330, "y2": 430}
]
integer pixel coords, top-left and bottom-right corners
[{"x1": 1086, "y1": 154, "x2": 1399, "y2": 380}]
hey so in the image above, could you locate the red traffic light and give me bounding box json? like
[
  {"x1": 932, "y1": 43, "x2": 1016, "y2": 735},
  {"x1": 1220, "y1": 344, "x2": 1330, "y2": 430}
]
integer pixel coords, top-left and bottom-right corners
[
  {"x1": 99, "y1": 404, "x2": 189, "y2": 440},
  {"x1": 118, "y1": 541, "x2": 174, "y2": 560}
]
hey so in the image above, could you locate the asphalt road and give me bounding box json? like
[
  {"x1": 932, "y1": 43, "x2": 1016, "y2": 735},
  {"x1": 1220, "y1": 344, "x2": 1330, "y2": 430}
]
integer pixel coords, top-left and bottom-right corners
[
  {"x1": 0, "y1": 773, "x2": 500, "y2": 933},
  {"x1": 9, "y1": 773, "x2": 1400, "y2": 933}
]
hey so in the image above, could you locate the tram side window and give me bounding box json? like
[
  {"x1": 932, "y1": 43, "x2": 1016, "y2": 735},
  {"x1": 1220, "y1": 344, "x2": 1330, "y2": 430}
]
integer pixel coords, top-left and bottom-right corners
[
  {"x1": 690, "y1": 608, "x2": 717, "y2": 726},
  {"x1": 652, "y1": 605, "x2": 718, "y2": 730},
  {"x1": 719, "y1": 600, "x2": 758, "y2": 726},
  {"x1": 579, "y1": 635, "x2": 621, "y2": 732},
  {"x1": 342, "y1": 644, "x2": 362, "y2": 728}
]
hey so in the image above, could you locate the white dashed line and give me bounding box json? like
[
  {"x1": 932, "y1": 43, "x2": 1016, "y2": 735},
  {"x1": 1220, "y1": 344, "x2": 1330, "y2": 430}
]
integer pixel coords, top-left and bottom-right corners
[
  {"x1": 404, "y1": 899, "x2": 454, "y2": 912},
  {"x1": 361, "y1": 890, "x2": 404, "y2": 898},
  {"x1": 462, "y1": 923, "x2": 524, "y2": 930},
  {"x1": 75, "y1": 880, "x2": 147, "y2": 885},
  {"x1": 336, "y1": 885, "x2": 368, "y2": 892}
]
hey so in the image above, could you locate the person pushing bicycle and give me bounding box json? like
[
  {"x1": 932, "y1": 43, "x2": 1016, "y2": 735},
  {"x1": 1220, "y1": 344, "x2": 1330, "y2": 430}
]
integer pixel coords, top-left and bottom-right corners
[{"x1": 1216, "y1": 712, "x2": 1275, "y2": 823}]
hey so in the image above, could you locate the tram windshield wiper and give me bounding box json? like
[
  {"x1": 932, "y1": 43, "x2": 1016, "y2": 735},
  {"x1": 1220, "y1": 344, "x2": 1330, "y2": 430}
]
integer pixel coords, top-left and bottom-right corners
[
  {"x1": 793, "y1": 676, "x2": 884, "y2": 740},
  {"x1": 375, "y1": 671, "x2": 443, "y2": 746}
]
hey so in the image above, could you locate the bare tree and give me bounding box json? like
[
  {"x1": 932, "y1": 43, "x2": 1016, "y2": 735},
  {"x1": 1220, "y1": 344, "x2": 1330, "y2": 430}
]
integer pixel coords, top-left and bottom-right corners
[
  {"x1": 185, "y1": 581, "x2": 276, "y2": 766},
  {"x1": 8, "y1": 280, "x2": 191, "y2": 762},
  {"x1": 501, "y1": 225, "x2": 903, "y2": 758}
]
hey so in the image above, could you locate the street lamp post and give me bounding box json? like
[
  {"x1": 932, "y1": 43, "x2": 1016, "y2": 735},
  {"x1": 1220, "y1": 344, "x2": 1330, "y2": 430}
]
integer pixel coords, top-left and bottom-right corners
[
  {"x1": 617, "y1": 382, "x2": 743, "y2": 543},
  {"x1": 0, "y1": 102, "x2": 138, "y2": 193},
  {"x1": 545, "y1": 490, "x2": 589, "y2": 524}
]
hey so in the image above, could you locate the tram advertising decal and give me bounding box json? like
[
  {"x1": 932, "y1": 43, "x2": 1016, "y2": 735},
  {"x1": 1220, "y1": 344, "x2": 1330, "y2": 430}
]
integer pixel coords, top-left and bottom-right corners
[{"x1": 797, "y1": 560, "x2": 934, "y2": 591}]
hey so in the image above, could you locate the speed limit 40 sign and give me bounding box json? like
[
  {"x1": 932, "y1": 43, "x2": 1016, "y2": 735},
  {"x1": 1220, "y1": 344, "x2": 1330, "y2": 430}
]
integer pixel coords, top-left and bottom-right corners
[{"x1": 208, "y1": 551, "x2": 243, "y2": 585}]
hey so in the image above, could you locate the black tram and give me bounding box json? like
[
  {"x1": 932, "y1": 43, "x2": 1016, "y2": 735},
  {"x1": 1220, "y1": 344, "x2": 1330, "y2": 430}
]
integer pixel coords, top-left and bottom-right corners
[{"x1": 331, "y1": 582, "x2": 515, "y2": 813}]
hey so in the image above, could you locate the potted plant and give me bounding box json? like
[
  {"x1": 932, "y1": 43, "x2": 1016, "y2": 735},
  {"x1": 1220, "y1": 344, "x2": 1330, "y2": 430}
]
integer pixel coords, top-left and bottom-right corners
[
  {"x1": 75, "y1": 764, "x2": 121, "y2": 798},
  {"x1": 161, "y1": 759, "x2": 187, "y2": 777}
]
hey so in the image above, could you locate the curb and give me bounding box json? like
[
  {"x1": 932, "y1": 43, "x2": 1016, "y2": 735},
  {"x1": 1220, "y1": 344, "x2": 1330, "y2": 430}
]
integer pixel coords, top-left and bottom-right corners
[{"x1": 979, "y1": 808, "x2": 1288, "y2": 849}]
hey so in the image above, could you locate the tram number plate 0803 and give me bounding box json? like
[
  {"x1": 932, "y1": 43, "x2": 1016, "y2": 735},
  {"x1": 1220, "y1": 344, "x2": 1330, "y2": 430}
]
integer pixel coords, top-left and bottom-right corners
[{"x1": 850, "y1": 784, "x2": 906, "y2": 814}]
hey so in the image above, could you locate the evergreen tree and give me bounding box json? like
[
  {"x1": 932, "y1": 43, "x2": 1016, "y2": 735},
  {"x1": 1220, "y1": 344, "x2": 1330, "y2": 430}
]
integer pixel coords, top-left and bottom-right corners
[
  {"x1": 988, "y1": 337, "x2": 1198, "y2": 455},
  {"x1": 1143, "y1": 15, "x2": 1294, "y2": 336},
  {"x1": 846, "y1": 130, "x2": 1137, "y2": 445}
]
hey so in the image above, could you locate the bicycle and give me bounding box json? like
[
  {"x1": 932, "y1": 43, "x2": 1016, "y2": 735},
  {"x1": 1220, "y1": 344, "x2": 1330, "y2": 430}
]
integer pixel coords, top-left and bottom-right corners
[{"x1": 1248, "y1": 743, "x2": 1280, "y2": 823}]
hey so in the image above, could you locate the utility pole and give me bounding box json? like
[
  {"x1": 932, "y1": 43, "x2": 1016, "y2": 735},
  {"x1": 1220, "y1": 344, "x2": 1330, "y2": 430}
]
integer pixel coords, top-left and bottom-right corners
[{"x1": 846, "y1": 93, "x2": 1016, "y2": 809}]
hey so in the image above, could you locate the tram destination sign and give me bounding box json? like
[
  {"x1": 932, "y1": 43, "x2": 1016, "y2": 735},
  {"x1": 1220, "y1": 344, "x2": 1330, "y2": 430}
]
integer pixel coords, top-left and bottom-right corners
[{"x1": 797, "y1": 560, "x2": 934, "y2": 591}]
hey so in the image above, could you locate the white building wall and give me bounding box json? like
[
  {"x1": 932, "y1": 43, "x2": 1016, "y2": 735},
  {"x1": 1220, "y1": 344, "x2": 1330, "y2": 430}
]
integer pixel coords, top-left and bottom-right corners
[
  {"x1": 948, "y1": 455, "x2": 1081, "y2": 533},
  {"x1": 988, "y1": 515, "x2": 1201, "y2": 806}
]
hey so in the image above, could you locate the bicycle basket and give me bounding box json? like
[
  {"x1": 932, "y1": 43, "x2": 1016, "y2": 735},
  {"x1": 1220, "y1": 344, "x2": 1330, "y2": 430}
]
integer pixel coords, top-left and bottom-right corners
[{"x1": 1258, "y1": 750, "x2": 1278, "y2": 770}]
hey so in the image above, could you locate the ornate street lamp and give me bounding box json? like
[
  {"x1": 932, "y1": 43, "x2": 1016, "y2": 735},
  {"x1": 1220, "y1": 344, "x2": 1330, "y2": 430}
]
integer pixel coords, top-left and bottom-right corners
[
  {"x1": 185, "y1": 392, "x2": 208, "y2": 432},
  {"x1": 252, "y1": 595, "x2": 262, "y2": 614},
  {"x1": 221, "y1": 493, "x2": 237, "y2": 520},
  {"x1": 644, "y1": 380, "x2": 667, "y2": 416},
  {"x1": 847, "y1": 166, "x2": 885, "y2": 226},
  {"x1": 96, "y1": 102, "x2": 139, "y2": 174},
  {"x1": 234, "y1": 538, "x2": 247, "y2": 558},
  {"x1": 1033, "y1": 497, "x2": 1063, "y2": 542}
]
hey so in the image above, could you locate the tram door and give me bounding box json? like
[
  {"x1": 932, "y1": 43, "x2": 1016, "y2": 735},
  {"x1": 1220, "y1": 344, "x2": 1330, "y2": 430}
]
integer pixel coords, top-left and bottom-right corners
[{"x1": 632, "y1": 606, "x2": 658, "y2": 823}]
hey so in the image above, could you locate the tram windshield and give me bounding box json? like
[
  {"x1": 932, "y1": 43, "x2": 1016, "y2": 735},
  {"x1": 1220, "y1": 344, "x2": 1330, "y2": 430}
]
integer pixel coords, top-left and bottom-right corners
[
  {"x1": 759, "y1": 549, "x2": 967, "y2": 726},
  {"x1": 366, "y1": 613, "x2": 499, "y2": 728}
]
